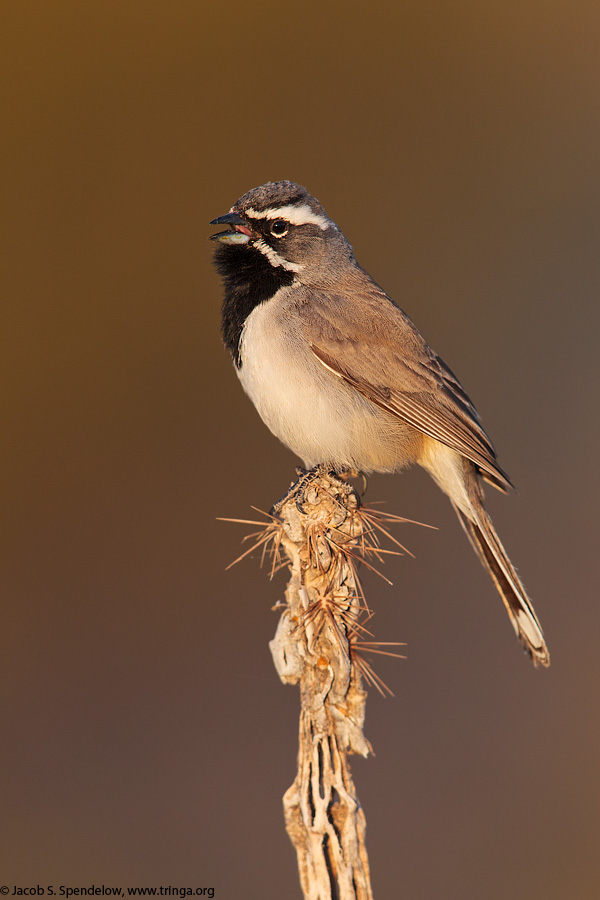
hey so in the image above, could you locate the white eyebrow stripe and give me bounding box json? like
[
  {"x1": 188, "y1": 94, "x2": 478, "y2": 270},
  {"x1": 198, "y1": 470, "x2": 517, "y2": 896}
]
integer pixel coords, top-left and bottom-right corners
[
  {"x1": 244, "y1": 204, "x2": 330, "y2": 230},
  {"x1": 253, "y1": 238, "x2": 303, "y2": 272}
]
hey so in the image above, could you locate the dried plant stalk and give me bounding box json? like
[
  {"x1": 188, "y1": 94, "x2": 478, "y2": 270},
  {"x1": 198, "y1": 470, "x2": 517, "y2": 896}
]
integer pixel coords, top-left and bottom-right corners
[
  {"x1": 268, "y1": 470, "x2": 398, "y2": 900},
  {"x1": 222, "y1": 469, "x2": 415, "y2": 897}
]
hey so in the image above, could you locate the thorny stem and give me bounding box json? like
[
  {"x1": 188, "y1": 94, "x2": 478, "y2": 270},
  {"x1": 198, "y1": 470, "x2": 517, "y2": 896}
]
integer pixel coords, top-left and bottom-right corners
[
  {"x1": 267, "y1": 471, "x2": 413, "y2": 900},
  {"x1": 221, "y1": 470, "x2": 419, "y2": 899}
]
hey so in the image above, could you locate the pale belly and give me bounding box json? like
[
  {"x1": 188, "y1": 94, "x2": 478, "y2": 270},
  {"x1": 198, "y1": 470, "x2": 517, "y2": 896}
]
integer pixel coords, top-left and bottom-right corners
[{"x1": 236, "y1": 301, "x2": 421, "y2": 473}]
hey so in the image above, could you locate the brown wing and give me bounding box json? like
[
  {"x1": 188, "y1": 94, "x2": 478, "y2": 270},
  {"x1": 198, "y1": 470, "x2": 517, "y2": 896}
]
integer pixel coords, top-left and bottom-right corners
[{"x1": 304, "y1": 280, "x2": 513, "y2": 492}]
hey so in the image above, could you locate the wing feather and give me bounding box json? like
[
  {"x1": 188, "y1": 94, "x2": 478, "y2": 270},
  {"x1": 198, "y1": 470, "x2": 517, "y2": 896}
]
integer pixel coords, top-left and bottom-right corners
[{"x1": 302, "y1": 281, "x2": 513, "y2": 492}]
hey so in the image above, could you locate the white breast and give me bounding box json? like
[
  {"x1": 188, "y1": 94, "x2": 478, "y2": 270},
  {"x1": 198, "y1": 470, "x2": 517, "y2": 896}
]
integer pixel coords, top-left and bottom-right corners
[{"x1": 236, "y1": 296, "x2": 413, "y2": 473}]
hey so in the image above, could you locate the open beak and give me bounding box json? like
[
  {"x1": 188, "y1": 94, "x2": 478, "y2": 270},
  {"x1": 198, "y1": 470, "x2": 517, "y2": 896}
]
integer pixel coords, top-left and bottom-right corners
[{"x1": 210, "y1": 211, "x2": 253, "y2": 244}]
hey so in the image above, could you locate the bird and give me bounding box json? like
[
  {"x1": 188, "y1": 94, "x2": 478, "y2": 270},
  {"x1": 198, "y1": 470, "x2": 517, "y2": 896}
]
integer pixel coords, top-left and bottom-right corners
[{"x1": 210, "y1": 180, "x2": 549, "y2": 667}]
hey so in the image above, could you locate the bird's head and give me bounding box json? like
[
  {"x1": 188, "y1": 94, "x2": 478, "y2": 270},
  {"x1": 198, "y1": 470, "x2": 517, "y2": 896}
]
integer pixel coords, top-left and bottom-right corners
[{"x1": 210, "y1": 181, "x2": 353, "y2": 280}]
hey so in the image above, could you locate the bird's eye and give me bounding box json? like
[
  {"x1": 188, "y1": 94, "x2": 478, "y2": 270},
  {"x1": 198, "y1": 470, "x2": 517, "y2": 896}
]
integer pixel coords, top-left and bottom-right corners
[{"x1": 270, "y1": 220, "x2": 288, "y2": 238}]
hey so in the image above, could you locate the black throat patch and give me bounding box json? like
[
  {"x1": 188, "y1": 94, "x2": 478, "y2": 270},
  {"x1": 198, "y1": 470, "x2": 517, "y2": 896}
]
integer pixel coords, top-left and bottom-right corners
[{"x1": 214, "y1": 242, "x2": 295, "y2": 368}]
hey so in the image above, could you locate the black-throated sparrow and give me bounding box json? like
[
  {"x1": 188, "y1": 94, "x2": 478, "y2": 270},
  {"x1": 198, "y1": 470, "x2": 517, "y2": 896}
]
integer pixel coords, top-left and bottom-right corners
[{"x1": 210, "y1": 181, "x2": 549, "y2": 667}]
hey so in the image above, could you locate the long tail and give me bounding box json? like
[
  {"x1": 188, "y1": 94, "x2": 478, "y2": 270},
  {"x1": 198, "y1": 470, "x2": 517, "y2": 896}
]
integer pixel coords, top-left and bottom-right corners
[{"x1": 452, "y1": 494, "x2": 550, "y2": 667}]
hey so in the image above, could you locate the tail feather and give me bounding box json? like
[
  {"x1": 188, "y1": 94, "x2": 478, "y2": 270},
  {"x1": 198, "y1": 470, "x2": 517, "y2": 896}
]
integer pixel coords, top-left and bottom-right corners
[{"x1": 452, "y1": 502, "x2": 550, "y2": 667}]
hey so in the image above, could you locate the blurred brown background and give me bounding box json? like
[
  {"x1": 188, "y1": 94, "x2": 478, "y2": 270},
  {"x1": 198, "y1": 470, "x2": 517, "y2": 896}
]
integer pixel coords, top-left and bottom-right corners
[{"x1": 2, "y1": 2, "x2": 599, "y2": 897}]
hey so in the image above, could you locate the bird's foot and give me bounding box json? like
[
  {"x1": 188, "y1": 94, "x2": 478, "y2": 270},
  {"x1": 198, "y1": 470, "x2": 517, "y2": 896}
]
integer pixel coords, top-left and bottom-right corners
[{"x1": 270, "y1": 465, "x2": 364, "y2": 516}]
